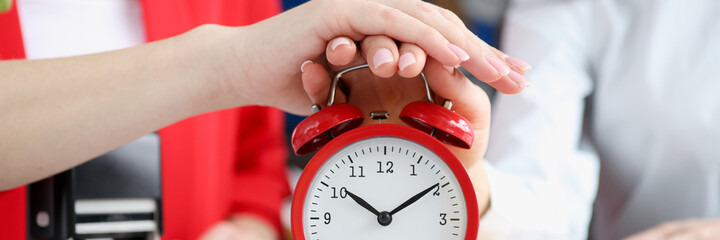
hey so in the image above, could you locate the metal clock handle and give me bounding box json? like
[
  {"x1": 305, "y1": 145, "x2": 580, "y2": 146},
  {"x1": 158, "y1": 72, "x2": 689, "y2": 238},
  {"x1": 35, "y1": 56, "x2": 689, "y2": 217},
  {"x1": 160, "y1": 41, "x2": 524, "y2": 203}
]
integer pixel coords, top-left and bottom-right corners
[{"x1": 326, "y1": 64, "x2": 434, "y2": 107}]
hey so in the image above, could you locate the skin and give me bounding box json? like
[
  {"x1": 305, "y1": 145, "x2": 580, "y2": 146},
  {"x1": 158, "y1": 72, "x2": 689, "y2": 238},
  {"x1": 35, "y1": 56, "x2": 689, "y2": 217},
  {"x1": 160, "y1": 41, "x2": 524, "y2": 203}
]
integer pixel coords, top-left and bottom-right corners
[
  {"x1": 2, "y1": 0, "x2": 529, "y2": 238},
  {"x1": 300, "y1": 35, "x2": 530, "y2": 234},
  {"x1": 200, "y1": 214, "x2": 278, "y2": 240},
  {"x1": 308, "y1": 38, "x2": 720, "y2": 240},
  {"x1": 202, "y1": 34, "x2": 529, "y2": 239},
  {"x1": 0, "y1": 0, "x2": 525, "y2": 191},
  {"x1": 625, "y1": 219, "x2": 720, "y2": 240}
]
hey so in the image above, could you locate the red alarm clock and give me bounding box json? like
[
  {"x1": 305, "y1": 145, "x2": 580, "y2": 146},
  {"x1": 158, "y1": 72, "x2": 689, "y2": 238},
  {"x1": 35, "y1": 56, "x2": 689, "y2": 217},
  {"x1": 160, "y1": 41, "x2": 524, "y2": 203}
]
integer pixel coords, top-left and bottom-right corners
[{"x1": 291, "y1": 64, "x2": 479, "y2": 240}]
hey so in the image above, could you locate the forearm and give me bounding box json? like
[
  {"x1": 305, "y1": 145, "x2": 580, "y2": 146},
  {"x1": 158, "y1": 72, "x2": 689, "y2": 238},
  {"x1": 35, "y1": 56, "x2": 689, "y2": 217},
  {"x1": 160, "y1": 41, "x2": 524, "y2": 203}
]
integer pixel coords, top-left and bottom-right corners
[
  {"x1": 0, "y1": 0, "x2": 526, "y2": 191},
  {"x1": 0, "y1": 25, "x2": 239, "y2": 190}
]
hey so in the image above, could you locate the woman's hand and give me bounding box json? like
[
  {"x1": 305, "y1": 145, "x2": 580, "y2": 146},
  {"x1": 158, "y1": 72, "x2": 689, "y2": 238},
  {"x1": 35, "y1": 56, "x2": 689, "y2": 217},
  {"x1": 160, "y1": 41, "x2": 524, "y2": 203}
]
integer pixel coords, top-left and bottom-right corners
[
  {"x1": 0, "y1": 0, "x2": 532, "y2": 191},
  {"x1": 198, "y1": 0, "x2": 530, "y2": 115},
  {"x1": 297, "y1": 35, "x2": 530, "y2": 217},
  {"x1": 200, "y1": 214, "x2": 278, "y2": 240},
  {"x1": 625, "y1": 219, "x2": 720, "y2": 240}
]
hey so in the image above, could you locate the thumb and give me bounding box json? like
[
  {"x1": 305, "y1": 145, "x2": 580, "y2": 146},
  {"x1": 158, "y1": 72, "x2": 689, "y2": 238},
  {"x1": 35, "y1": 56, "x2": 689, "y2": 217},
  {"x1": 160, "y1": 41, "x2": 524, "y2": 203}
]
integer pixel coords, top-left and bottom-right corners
[
  {"x1": 424, "y1": 57, "x2": 492, "y2": 168},
  {"x1": 301, "y1": 61, "x2": 347, "y2": 109},
  {"x1": 424, "y1": 58, "x2": 491, "y2": 129}
]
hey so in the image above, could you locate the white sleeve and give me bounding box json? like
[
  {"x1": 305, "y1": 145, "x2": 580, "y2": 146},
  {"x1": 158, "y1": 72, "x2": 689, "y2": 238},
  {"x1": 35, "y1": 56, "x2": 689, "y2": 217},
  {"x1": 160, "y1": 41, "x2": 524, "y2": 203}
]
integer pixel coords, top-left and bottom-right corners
[{"x1": 478, "y1": 0, "x2": 599, "y2": 239}]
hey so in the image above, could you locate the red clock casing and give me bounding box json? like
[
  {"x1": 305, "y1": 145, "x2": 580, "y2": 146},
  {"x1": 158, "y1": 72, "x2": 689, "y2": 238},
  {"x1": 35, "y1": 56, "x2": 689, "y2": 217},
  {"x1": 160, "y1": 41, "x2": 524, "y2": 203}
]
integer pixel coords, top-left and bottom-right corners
[{"x1": 291, "y1": 123, "x2": 479, "y2": 240}]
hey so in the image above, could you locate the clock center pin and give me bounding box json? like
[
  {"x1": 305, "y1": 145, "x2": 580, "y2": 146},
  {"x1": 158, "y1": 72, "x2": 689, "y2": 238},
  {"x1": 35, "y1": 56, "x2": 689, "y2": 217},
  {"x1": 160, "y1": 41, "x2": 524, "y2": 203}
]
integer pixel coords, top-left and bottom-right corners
[{"x1": 377, "y1": 211, "x2": 392, "y2": 226}]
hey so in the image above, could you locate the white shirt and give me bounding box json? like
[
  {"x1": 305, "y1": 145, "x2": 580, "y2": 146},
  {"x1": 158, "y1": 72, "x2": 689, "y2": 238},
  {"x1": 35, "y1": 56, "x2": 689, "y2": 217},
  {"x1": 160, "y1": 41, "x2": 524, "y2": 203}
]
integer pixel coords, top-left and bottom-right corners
[
  {"x1": 16, "y1": 0, "x2": 144, "y2": 60},
  {"x1": 478, "y1": 0, "x2": 720, "y2": 239}
]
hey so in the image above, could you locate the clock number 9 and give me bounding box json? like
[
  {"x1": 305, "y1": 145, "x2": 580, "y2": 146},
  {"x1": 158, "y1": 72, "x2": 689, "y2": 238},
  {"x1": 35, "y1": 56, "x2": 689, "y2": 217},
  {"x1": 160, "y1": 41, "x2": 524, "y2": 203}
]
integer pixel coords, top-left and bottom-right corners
[
  {"x1": 324, "y1": 212, "x2": 331, "y2": 225},
  {"x1": 331, "y1": 187, "x2": 347, "y2": 199},
  {"x1": 376, "y1": 161, "x2": 394, "y2": 173},
  {"x1": 439, "y1": 213, "x2": 447, "y2": 225}
]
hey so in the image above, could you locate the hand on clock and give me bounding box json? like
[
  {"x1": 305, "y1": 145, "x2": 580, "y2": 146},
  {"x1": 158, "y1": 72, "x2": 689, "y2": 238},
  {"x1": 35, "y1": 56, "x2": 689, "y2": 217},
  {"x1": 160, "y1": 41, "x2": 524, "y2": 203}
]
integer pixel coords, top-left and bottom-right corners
[
  {"x1": 345, "y1": 189, "x2": 381, "y2": 216},
  {"x1": 301, "y1": 36, "x2": 509, "y2": 220},
  {"x1": 389, "y1": 183, "x2": 440, "y2": 215}
]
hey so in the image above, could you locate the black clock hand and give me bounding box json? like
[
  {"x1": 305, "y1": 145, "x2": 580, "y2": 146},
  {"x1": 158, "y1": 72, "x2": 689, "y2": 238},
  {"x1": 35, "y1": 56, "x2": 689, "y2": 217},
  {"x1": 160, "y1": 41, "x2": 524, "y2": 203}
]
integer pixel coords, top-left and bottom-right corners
[
  {"x1": 345, "y1": 190, "x2": 380, "y2": 216},
  {"x1": 389, "y1": 183, "x2": 440, "y2": 215}
]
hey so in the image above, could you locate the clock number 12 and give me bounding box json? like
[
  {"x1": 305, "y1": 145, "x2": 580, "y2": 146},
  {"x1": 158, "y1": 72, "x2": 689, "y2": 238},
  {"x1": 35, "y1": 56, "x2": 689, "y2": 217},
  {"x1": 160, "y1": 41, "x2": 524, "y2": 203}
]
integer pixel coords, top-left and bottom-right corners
[{"x1": 376, "y1": 161, "x2": 394, "y2": 173}]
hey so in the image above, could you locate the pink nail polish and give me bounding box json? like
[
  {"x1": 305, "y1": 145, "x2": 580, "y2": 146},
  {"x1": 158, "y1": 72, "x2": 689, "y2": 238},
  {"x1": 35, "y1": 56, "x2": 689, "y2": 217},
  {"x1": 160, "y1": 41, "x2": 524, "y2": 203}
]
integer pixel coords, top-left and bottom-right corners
[
  {"x1": 372, "y1": 48, "x2": 394, "y2": 69},
  {"x1": 484, "y1": 54, "x2": 511, "y2": 76},
  {"x1": 504, "y1": 56, "x2": 532, "y2": 71},
  {"x1": 444, "y1": 65, "x2": 455, "y2": 75},
  {"x1": 508, "y1": 71, "x2": 530, "y2": 88},
  {"x1": 330, "y1": 37, "x2": 351, "y2": 51},
  {"x1": 398, "y1": 52, "x2": 416, "y2": 72},
  {"x1": 301, "y1": 60, "x2": 313, "y2": 73},
  {"x1": 447, "y1": 43, "x2": 470, "y2": 61}
]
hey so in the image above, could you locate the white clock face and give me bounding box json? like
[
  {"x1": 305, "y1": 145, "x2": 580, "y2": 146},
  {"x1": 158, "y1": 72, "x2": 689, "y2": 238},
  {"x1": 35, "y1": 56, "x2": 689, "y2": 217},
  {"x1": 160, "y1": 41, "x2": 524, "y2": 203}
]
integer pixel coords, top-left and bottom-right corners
[{"x1": 301, "y1": 136, "x2": 468, "y2": 240}]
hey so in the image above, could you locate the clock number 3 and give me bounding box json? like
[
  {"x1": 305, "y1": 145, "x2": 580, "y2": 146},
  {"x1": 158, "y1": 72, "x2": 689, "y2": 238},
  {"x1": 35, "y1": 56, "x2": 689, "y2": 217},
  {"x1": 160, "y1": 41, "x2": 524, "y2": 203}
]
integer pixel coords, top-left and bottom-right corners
[
  {"x1": 376, "y1": 161, "x2": 394, "y2": 173},
  {"x1": 439, "y1": 213, "x2": 447, "y2": 225},
  {"x1": 349, "y1": 166, "x2": 365, "y2": 177}
]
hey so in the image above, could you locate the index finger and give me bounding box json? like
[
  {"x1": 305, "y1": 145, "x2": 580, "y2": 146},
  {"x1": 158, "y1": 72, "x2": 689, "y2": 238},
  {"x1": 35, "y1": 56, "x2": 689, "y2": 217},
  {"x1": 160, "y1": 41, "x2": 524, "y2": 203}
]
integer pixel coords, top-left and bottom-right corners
[
  {"x1": 312, "y1": 0, "x2": 464, "y2": 67},
  {"x1": 372, "y1": 0, "x2": 530, "y2": 93}
]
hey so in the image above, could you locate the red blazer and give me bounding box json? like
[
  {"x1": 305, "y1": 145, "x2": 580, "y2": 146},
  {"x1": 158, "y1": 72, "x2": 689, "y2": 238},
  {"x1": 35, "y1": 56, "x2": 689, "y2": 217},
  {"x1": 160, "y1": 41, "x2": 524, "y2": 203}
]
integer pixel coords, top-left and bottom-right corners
[{"x1": 0, "y1": 0, "x2": 289, "y2": 239}]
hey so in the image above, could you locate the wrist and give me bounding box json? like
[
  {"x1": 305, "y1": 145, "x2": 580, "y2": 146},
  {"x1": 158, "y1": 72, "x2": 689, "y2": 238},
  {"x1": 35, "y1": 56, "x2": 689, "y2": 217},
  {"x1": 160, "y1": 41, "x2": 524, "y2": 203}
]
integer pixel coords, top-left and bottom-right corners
[
  {"x1": 228, "y1": 213, "x2": 279, "y2": 240},
  {"x1": 470, "y1": 160, "x2": 491, "y2": 218},
  {"x1": 168, "y1": 24, "x2": 250, "y2": 114}
]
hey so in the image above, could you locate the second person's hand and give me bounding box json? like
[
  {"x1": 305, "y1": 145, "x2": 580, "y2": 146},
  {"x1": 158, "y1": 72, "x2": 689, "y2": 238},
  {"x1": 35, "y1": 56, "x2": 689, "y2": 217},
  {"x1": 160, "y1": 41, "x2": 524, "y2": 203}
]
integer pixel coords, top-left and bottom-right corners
[
  {"x1": 625, "y1": 219, "x2": 720, "y2": 240},
  {"x1": 299, "y1": 35, "x2": 516, "y2": 220}
]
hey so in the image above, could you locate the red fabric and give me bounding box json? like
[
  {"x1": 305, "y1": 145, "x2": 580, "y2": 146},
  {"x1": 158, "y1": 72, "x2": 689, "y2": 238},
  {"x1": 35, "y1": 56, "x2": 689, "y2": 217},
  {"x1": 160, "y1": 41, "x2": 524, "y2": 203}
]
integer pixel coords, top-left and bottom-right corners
[
  {"x1": 141, "y1": 1, "x2": 287, "y2": 238},
  {"x1": 158, "y1": 106, "x2": 289, "y2": 239},
  {"x1": 0, "y1": 3, "x2": 28, "y2": 240},
  {"x1": 0, "y1": 0, "x2": 287, "y2": 239},
  {"x1": 0, "y1": 1, "x2": 24, "y2": 60},
  {"x1": 0, "y1": 188, "x2": 26, "y2": 240}
]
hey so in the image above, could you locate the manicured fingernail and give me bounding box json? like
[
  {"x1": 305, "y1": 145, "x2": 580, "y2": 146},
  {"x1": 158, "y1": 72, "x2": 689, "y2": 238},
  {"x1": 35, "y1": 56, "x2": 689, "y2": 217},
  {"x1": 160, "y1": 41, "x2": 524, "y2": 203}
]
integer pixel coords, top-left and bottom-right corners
[
  {"x1": 330, "y1": 37, "x2": 351, "y2": 51},
  {"x1": 372, "y1": 48, "x2": 394, "y2": 69},
  {"x1": 447, "y1": 43, "x2": 470, "y2": 61},
  {"x1": 508, "y1": 71, "x2": 530, "y2": 88},
  {"x1": 484, "y1": 54, "x2": 511, "y2": 76},
  {"x1": 504, "y1": 56, "x2": 532, "y2": 71},
  {"x1": 301, "y1": 60, "x2": 313, "y2": 73},
  {"x1": 398, "y1": 52, "x2": 416, "y2": 72},
  {"x1": 444, "y1": 65, "x2": 455, "y2": 75}
]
